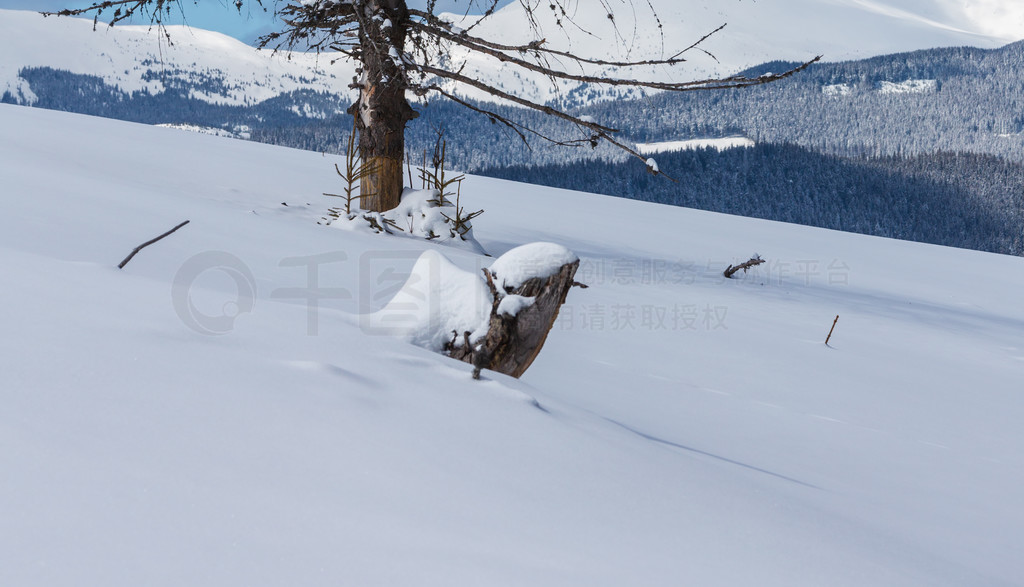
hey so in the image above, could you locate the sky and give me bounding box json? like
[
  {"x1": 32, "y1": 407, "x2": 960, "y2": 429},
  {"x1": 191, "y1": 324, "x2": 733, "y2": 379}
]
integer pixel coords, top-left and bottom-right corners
[
  {"x1": 2, "y1": 0, "x2": 1021, "y2": 44},
  {"x1": 961, "y1": 0, "x2": 1024, "y2": 38},
  {"x1": 0, "y1": 0, "x2": 517, "y2": 44}
]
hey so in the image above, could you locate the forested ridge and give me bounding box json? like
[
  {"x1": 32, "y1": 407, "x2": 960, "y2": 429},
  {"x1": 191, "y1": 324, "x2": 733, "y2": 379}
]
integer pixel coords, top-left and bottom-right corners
[{"x1": 6, "y1": 41, "x2": 1022, "y2": 255}]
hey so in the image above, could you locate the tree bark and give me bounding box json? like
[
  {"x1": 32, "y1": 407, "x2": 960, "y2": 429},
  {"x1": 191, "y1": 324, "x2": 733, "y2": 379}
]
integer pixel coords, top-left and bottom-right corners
[
  {"x1": 350, "y1": 0, "x2": 418, "y2": 212},
  {"x1": 448, "y1": 260, "x2": 580, "y2": 379}
]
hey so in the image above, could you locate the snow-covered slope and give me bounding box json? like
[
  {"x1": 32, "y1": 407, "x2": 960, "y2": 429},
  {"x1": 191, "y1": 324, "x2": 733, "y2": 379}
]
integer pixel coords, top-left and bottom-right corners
[
  {"x1": 3, "y1": 103, "x2": 1024, "y2": 585},
  {"x1": 0, "y1": 8, "x2": 355, "y2": 106}
]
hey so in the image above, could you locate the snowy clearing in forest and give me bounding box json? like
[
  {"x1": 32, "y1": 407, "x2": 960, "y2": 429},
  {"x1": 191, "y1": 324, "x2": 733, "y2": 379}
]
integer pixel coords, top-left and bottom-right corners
[{"x1": 635, "y1": 137, "x2": 756, "y2": 154}]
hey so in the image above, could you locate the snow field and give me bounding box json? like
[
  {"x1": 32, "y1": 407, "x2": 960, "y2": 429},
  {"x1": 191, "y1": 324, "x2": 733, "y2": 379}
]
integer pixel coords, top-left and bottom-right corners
[{"x1": 2, "y1": 104, "x2": 1024, "y2": 585}]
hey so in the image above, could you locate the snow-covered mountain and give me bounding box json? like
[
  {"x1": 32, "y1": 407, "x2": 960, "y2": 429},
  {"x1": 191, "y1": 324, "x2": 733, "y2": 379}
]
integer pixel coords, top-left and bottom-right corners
[
  {"x1": 0, "y1": 8, "x2": 356, "y2": 107},
  {"x1": 2, "y1": 1, "x2": 1021, "y2": 108},
  {"x1": 437, "y1": 0, "x2": 1021, "y2": 104},
  {"x1": 4, "y1": 102, "x2": 1024, "y2": 586},
  {"x1": 4, "y1": 7, "x2": 1021, "y2": 261}
]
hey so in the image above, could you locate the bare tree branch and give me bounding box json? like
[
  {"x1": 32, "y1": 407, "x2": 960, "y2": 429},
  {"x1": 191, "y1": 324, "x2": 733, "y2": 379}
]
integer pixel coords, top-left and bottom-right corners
[
  {"x1": 413, "y1": 62, "x2": 619, "y2": 133},
  {"x1": 51, "y1": 0, "x2": 820, "y2": 199},
  {"x1": 410, "y1": 17, "x2": 819, "y2": 93},
  {"x1": 408, "y1": 9, "x2": 695, "y2": 68},
  {"x1": 423, "y1": 84, "x2": 610, "y2": 151}
]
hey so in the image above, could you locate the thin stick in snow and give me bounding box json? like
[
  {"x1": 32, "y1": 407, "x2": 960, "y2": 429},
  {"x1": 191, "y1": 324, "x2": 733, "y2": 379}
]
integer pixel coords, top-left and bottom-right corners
[
  {"x1": 117, "y1": 220, "x2": 190, "y2": 269},
  {"x1": 825, "y1": 315, "x2": 840, "y2": 346}
]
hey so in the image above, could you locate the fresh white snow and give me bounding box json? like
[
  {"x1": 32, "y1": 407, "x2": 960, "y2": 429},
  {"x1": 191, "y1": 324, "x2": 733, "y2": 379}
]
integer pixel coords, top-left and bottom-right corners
[
  {"x1": 487, "y1": 242, "x2": 578, "y2": 289},
  {"x1": 636, "y1": 137, "x2": 756, "y2": 154},
  {"x1": 327, "y1": 187, "x2": 488, "y2": 255},
  {"x1": 3, "y1": 104, "x2": 1024, "y2": 586},
  {"x1": 877, "y1": 79, "x2": 939, "y2": 94},
  {"x1": 156, "y1": 123, "x2": 251, "y2": 139},
  {"x1": 823, "y1": 83, "x2": 855, "y2": 96},
  {"x1": 822, "y1": 79, "x2": 940, "y2": 97},
  {"x1": 495, "y1": 294, "x2": 534, "y2": 317},
  {"x1": 365, "y1": 249, "x2": 492, "y2": 351}
]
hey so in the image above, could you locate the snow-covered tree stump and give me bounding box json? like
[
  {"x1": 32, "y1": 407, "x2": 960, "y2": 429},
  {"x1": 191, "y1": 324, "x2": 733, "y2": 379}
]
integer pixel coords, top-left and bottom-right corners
[
  {"x1": 365, "y1": 243, "x2": 580, "y2": 379},
  {"x1": 449, "y1": 258, "x2": 580, "y2": 379}
]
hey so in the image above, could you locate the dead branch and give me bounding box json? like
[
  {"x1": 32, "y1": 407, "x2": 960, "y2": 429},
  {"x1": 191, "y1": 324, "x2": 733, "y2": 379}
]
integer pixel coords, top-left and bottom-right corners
[
  {"x1": 724, "y1": 254, "x2": 765, "y2": 278},
  {"x1": 118, "y1": 220, "x2": 190, "y2": 269},
  {"x1": 407, "y1": 10, "x2": 695, "y2": 68},
  {"x1": 825, "y1": 315, "x2": 839, "y2": 346}
]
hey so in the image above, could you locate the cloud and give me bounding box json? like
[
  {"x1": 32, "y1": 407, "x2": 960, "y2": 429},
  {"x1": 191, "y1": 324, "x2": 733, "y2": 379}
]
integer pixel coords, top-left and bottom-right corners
[{"x1": 961, "y1": 0, "x2": 1024, "y2": 40}]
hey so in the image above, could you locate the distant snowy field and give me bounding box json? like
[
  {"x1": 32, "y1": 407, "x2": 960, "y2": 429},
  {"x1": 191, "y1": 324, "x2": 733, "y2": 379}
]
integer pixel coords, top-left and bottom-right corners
[
  {"x1": 636, "y1": 137, "x2": 756, "y2": 154},
  {"x1": 3, "y1": 104, "x2": 1024, "y2": 586}
]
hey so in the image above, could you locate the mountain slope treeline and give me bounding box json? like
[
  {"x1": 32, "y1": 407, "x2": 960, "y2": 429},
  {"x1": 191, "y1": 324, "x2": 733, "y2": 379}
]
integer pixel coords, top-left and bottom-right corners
[
  {"x1": 581, "y1": 42, "x2": 1024, "y2": 164},
  {"x1": 6, "y1": 41, "x2": 1024, "y2": 256},
  {"x1": 482, "y1": 145, "x2": 1024, "y2": 256},
  {"x1": 8, "y1": 42, "x2": 1024, "y2": 166}
]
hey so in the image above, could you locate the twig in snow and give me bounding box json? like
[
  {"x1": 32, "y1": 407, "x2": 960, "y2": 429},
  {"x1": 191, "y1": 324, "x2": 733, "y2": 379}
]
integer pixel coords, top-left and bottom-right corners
[
  {"x1": 724, "y1": 254, "x2": 765, "y2": 278},
  {"x1": 117, "y1": 220, "x2": 190, "y2": 269},
  {"x1": 825, "y1": 315, "x2": 840, "y2": 346}
]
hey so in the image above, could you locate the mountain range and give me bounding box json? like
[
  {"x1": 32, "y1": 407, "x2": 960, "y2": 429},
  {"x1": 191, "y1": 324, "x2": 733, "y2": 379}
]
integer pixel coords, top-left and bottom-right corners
[
  {"x1": 2, "y1": 7, "x2": 1022, "y2": 257},
  {"x1": 0, "y1": 9, "x2": 355, "y2": 108},
  {"x1": 437, "y1": 0, "x2": 1020, "y2": 104},
  {"x1": 2, "y1": 2, "x2": 1020, "y2": 109}
]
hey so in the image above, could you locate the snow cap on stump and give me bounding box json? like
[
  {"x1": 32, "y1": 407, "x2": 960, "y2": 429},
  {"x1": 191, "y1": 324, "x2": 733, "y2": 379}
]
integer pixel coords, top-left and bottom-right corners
[{"x1": 488, "y1": 242, "x2": 578, "y2": 290}]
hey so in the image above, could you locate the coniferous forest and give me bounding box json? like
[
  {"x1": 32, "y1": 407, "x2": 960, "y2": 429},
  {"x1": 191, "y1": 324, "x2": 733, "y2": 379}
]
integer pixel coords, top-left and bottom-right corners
[{"x1": 6, "y1": 40, "x2": 1023, "y2": 256}]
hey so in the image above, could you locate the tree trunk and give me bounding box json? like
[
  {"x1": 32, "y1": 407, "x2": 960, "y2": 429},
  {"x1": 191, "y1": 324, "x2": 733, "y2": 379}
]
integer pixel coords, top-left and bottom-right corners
[
  {"x1": 350, "y1": 0, "x2": 418, "y2": 212},
  {"x1": 448, "y1": 260, "x2": 581, "y2": 379}
]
